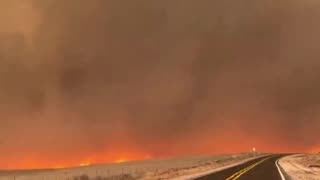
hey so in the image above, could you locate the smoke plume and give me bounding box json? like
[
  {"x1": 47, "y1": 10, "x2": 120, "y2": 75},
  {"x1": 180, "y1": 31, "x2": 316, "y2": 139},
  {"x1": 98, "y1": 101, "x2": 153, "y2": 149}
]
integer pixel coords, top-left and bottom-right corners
[{"x1": 0, "y1": 0, "x2": 320, "y2": 169}]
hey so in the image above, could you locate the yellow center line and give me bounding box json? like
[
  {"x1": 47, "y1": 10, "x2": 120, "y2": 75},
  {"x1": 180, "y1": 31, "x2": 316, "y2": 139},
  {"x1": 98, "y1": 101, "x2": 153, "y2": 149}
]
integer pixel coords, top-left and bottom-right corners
[{"x1": 226, "y1": 156, "x2": 274, "y2": 180}]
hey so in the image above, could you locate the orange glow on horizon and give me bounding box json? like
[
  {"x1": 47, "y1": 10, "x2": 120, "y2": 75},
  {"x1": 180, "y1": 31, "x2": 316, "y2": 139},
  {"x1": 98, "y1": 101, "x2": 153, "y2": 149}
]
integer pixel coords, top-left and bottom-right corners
[
  {"x1": 0, "y1": 131, "x2": 310, "y2": 170},
  {"x1": 0, "y1": 150, "x2": 153, "y2": 170},
  {"x1": 308, "y1": 146, "x2": 320, "y2": 153}
]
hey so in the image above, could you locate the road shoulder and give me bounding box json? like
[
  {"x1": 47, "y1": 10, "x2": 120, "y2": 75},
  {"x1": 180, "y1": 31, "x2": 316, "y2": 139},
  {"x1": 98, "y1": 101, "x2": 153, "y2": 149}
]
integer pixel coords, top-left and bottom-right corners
[{"x1": 279, "y1": 154, "x2": 320, "y2": 180}]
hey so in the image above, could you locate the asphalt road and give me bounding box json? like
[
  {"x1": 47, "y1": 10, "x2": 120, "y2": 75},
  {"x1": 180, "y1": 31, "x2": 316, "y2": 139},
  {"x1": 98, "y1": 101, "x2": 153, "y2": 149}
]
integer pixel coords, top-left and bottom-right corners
[{"x1": 195, "y1": 155, "x2": 286, "y2": 180}]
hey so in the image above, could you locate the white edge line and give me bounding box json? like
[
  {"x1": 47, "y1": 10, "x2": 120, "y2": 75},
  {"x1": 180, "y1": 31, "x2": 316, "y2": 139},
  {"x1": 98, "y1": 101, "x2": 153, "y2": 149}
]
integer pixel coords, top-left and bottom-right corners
[{"x1": 276, "y1": 159, "x2": 286, "y2": 180}]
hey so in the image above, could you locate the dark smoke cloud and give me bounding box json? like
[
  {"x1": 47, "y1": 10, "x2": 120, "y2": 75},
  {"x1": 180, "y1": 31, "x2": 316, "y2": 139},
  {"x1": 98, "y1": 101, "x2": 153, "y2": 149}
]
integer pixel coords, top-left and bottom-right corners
[{"x1": 1, "y1": 0, "x2": 320, "y2": 168}]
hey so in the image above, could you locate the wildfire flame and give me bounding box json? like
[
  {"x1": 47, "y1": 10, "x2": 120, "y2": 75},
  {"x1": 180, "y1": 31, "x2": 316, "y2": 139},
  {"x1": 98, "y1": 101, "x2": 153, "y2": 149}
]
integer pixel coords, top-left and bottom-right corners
[
  {"x1": 79, "y1": 162, "x2": 91, "y2": 167},
  {"x1": 114, "y1": 158, "x2": 127, "y2": 163}
]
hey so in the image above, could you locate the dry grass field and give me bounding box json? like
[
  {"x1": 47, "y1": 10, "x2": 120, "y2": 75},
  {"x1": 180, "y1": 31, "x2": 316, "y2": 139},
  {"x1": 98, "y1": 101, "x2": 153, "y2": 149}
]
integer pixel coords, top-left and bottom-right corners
[{"x1": 0, "y1": 153, "x2": 264, "y2": 180}]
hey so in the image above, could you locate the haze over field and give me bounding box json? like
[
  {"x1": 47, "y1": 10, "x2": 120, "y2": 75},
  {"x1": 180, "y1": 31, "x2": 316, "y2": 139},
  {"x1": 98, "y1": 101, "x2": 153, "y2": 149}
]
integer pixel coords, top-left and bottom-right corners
[{"x1": 0, "y1": 0, "x2": 320, "y2": 169}]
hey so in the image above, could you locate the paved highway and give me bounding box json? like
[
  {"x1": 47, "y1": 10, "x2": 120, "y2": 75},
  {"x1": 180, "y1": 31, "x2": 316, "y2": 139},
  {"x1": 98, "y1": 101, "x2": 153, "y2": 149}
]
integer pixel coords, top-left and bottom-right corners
[{"x1": 194, "y1": 155, "x2": 287, "y2": 180}]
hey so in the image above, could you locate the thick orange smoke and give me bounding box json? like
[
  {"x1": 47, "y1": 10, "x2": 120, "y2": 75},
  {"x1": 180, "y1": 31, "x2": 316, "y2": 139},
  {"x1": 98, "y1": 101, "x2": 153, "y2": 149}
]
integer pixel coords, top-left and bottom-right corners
[
  {"x1": 1, "y1": 149, "x2": 151, "y2": 170},
  {"x1": 0, "y1": 0, "x2": 320, "y2": 170}
]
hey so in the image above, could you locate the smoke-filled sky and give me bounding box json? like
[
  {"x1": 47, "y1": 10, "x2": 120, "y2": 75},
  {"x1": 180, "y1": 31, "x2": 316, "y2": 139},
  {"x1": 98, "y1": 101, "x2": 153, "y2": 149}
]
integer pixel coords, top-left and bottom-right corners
[{"x1": 0, "y1": 0, "x2": 320, "y2": 169}]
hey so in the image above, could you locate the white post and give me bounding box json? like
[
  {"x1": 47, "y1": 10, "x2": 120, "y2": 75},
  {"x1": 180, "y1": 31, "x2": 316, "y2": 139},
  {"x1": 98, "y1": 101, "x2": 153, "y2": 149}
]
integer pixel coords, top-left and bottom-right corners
[{"x1": 252, "y1": 147, "x2": 256, "y2": 156}]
